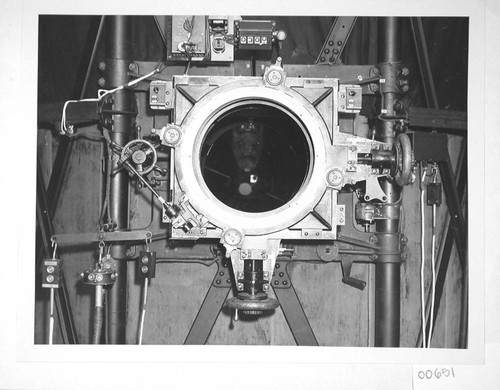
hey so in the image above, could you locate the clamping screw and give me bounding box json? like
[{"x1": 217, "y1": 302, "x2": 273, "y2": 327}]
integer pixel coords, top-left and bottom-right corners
[
  {"x1": 46, "y1": 266, "x2": 55, "y2": 274},
  {"x1": 141, "y1": 256, "x2": 149, "y2": 264},
  {"x1": 46, "y1": 275, "x2": 54, "y2": 283},
  {"x1": 95, "y1": 274, "x2": 103, "y2": 282}
]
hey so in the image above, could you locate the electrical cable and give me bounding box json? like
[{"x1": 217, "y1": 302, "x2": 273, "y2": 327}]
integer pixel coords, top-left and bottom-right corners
[
  {"x1": 49, "y1": 288, "x2": 55, "y2": 345},
  {"x1": 61, "y1": 68, "x2": 162, "y2": 135},
  {"x1": 427, "y1": 167, "x2": 438, "y2": 347},
  {"x1": 137, "y1": 277, "x2": 149, "y2": 345},
  {"x1": 420, "y1": 164, "x2": 427, "y2": 348},
  {"x1": 183, "y1": 16, "x2": 196, "y2": 75}
]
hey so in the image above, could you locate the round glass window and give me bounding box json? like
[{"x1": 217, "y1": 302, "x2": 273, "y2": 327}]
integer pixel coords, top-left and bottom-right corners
[{"x1": 200, "y1": 102, "x2": 311, "y2": 213}]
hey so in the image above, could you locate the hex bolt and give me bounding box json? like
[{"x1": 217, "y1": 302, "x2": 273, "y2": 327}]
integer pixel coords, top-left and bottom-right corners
[
  {"x1": 98, "y1": 77, "x2": 106, "y2": 87},
  {"x1": 98, "y1": 61, "x2": 106, "y2": 71},
  {"x1": 46, "y1": 266, "x2": 55, "y2": 274},
  {"x1": 401, "y1": 67, "x2": 410, "y2": 76},
  {"x1": 333, "y1": 49, "x2": 339, "y2": 54},
  {"x1": 129, "y1": 63, "x2": 136, "y2": 71},
  {"x1": 111, "y1": 273, "x2": 116, "y2": 280}
]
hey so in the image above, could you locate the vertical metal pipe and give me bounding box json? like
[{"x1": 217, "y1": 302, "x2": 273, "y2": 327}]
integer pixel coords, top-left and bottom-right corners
[
  {"x1": 105, "y1": 16, "x2": 134, "y2": 344},
  {"x1": 375, "y1": 17, "x2": 402, "y2": 347}
]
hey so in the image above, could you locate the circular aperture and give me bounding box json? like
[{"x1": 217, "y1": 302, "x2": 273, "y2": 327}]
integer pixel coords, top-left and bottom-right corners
[{"x1": 200, "y1": 103, "x2": 311, "y2": 213}]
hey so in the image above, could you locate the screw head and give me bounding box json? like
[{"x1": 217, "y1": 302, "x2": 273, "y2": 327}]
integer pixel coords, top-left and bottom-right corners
[
  {"x1": 95, "y1": 274, "x2": 103, "y2": 282},
  {"x1": 46, "y1": 275, "x2": 54, "y2": 283},
  {"x1": 141, "y1": 266, "x2": 149, "y2": 274},
  {"x1": 46, "y1": 266, "x2": 55, "y2": 274},
  {"x1": 141, "y1": 256, "x2": 149, "y2": 264}
]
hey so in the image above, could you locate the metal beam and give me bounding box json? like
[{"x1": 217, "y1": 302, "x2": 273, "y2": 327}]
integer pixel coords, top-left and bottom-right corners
[
  {"x1": 409, "y1": 107, "x2": 467, "y2": 132},
  {"x1": 184, "y1": 261, "x2": 232, "y2": 345},
  {"x1": 36, "y1": 159, "x2": 79, "y2": 344},
  {"x1": 315, "y1": 17, "x2": 358, "y2": 64},
  {"x1": 273, "y1": 261, "x2": 318, "y2": 346},
  {"x1": 410, "y1": 17, "x2": 439, "y2": 109}
]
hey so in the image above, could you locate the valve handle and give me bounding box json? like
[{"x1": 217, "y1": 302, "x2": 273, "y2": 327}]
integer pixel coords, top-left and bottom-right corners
[{"x1": 392, "y1": 133, "x2": 413, "y2": 186}]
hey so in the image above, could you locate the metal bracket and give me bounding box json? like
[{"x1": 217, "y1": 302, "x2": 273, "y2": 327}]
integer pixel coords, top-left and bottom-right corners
[
  {"x1": 272, "y1": 260, "x2": 291, "y2": 289},
  {"x1": 212, "y1": 258, "x2": 233, "y2": 288},
  {"x1": 364, "y1": 175, "x2": 389, "y2": 202}
]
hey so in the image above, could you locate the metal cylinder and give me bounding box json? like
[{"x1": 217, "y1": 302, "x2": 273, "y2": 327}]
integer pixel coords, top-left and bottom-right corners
[
  {"x1": 375, "y1": 17, "x2": 402, "y2": 347},
  {"x1": 105, "y1": 16, "x2": 134, "y2": 344},
  {"x1": 243, "y1": 260, "x2": 264, "y2": 296}
]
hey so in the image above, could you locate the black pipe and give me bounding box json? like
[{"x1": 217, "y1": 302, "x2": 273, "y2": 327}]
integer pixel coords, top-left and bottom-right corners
[
  {"x1": 374, "y1": 17, "x2": 402, "y2": 347},
  {"x1": 105, "y1": 16, "x2": 134, "y2": 344}
]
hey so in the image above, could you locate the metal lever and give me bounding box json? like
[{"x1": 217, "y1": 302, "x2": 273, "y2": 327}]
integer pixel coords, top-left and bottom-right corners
[{"x1": 340, "y1": 255, "x2": 366, "y2": 290}]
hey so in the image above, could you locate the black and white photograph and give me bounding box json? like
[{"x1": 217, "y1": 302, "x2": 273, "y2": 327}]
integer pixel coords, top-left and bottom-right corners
[{"x1": 1, "y1": 0, "x2": 499, "y2": 389}]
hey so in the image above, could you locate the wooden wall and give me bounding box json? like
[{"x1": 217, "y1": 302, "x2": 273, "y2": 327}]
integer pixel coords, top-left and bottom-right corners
[{"x1": 35, "y1": 124, "x2": 465, "y2": 347}]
